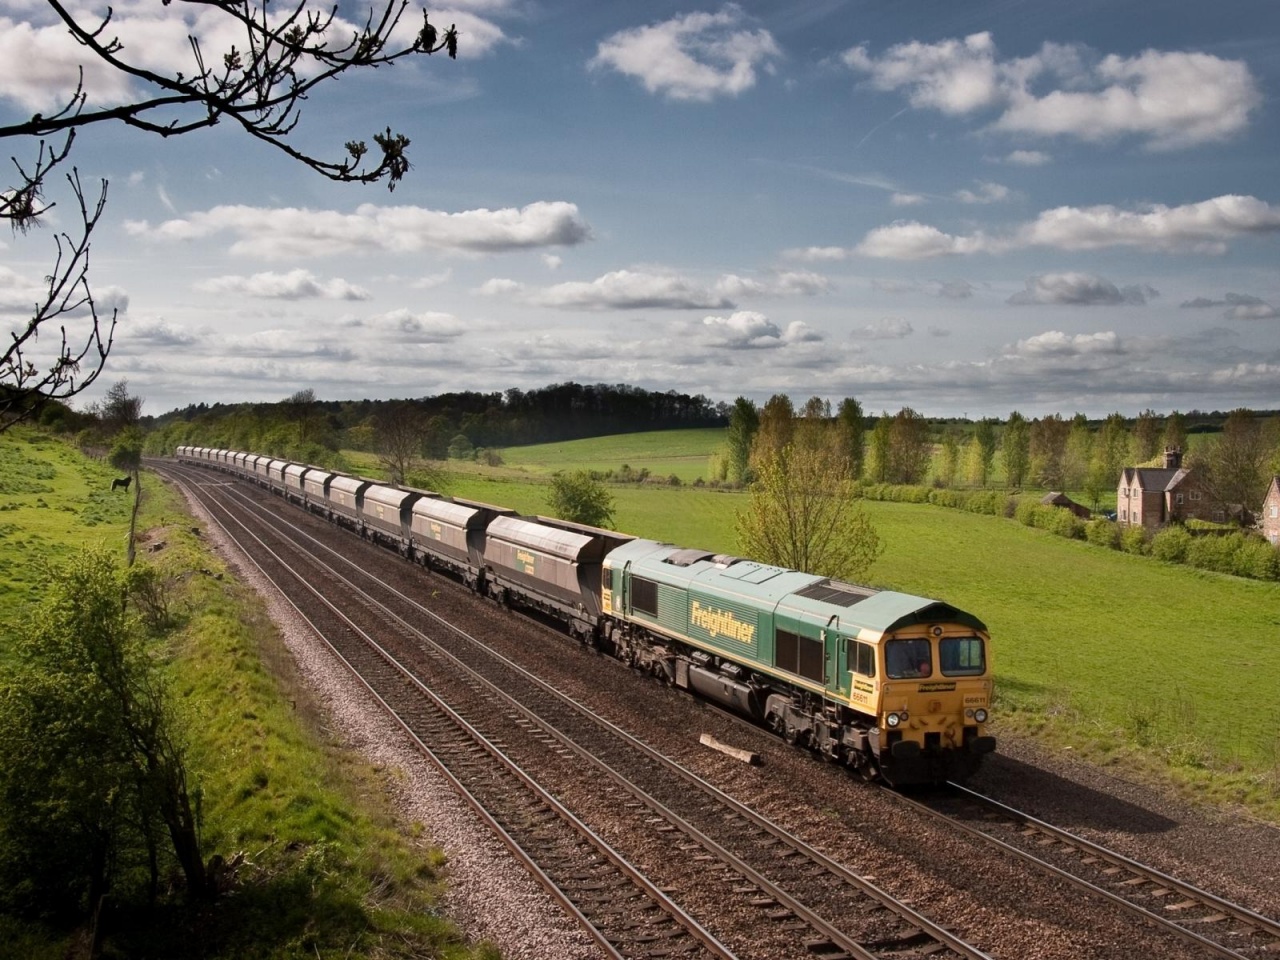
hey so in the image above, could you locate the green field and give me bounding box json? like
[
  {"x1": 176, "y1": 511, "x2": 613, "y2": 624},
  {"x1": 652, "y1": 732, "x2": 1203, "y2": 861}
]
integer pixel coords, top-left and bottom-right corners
[{"x1": 495, "y1": 428, "x2": 727, "y2": 482}]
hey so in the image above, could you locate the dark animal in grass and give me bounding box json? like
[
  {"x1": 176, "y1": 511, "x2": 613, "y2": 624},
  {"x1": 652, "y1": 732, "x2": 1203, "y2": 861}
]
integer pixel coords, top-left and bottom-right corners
[{"x1": 111, "y1": 476, "x2": 132, "y2": 492}]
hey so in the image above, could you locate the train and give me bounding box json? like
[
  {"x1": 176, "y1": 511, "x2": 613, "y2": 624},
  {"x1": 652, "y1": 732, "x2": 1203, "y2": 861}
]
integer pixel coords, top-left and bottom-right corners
[{"x1": 174, "y1": 445, "x2": 996, "y2": 786}]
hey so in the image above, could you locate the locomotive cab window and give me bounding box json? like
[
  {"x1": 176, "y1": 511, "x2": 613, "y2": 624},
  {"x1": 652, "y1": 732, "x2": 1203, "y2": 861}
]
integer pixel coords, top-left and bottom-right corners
[
  {"x1": 776, "y1": 630, "x2": 824, "y2": 683},
  {"x1": 847, "y1": 639, "x2": 876, "y2": 678},
  {"x1": 940, "y1": 636, "x2": 985, "y2": 676},
  {"x1": 885, "y1": 638, "x2": 932, "y2": 679},
  {"x1": 631, "y1": 576, "x2": 658, "y2": 616}
]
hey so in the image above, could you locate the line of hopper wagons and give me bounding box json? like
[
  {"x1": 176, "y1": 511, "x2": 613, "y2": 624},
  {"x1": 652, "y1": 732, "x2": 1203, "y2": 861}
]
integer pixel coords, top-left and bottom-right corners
[{"x1": 175, "y1": 445, "x2": 997, "y2": 786}]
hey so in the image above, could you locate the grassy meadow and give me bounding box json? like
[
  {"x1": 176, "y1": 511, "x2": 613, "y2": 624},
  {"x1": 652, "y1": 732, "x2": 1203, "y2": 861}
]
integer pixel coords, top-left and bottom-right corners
[
  {"x1": 440, "y1": 436, "x2": 1280, "y2": 815},
  {"x1": 0, "y1": 428, "x2": 494, "y2": 960}
]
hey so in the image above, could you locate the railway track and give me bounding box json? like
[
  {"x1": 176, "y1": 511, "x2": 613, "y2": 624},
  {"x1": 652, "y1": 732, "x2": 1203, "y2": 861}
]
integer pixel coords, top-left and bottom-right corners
[
  {"x1": 905, "y1": 783, "x2": 1280, "y2": 960},
  {"x1": 158, "y1": 461, "x2": 997, "y2": 960}
]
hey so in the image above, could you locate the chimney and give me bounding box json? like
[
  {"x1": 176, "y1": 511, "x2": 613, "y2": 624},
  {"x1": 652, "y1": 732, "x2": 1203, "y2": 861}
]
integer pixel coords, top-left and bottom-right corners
[{"x1": 1164, "y1": 447, "x2": 1182, "y2": 469}]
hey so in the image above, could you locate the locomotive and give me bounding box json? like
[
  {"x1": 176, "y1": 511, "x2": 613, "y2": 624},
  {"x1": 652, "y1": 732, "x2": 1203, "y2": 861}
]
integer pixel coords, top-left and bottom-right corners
[{"x1": 175, "y1": 446, "x2": 996, "y2": 785}]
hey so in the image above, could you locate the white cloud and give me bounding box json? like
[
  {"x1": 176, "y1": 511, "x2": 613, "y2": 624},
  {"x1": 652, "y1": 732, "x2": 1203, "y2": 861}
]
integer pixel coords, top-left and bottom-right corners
[
  {"x1": 478, "y1": 267, "x2": 829, "y2": 311},
  {"x1": 1021, "y1": 195, "x2": 1280, "y2": 254},
  {"x1": 853, "y1": 318, "x2": 913, "y2": 339},
  {"x1": 195, "y1": 269, "x2": 371, "y2": 300},
  {"x1": 844, "y1": 33, "x2": 1260, "y2": 149},
  {"x1": 352, "y1": 308, "x2": 466, "y2": 342},
  {"x1": 482, "y1": 269, "x2": 731, "y2": 310},
  {"x1": 954, "y1": 181, "x2": 1010, "y2": 204},
  {"x1": 1005, "y1": 330, "x2": 1123, "y2": 357},
  {"x1": 125, "y1": 201, "x2": 592, "y2": 259},
  {"x1": 782, "y1": 246, "x2": 849, "y2": 262},
  {"x1": 891, "y1": 192, "x2": 926, "y2": 207},
  {"x1": 855, "y1": 195, "x2": 1280, "y2": 259},
  {"x1": 855, "y1": 222, "x2": 990, "y2": 259},
  {"x1": 1008, "y1": 273, "x2": 1155, "y2": 306},
  {"x1": 699, "y1": 310, "x2": 821, "y2": 349},
  {"x1": 1183, "y1": 293, "x2": 1279, "y2": 321},
  {"x1": 843, "y1": 32, "x2": 1002, "y2": 115},
  {"x1": 590, "y1": 5, "x2": 781, "y2": 102},
  {"x1": 1004, "y1": 149, "x2": 1051, "y2": 166}
]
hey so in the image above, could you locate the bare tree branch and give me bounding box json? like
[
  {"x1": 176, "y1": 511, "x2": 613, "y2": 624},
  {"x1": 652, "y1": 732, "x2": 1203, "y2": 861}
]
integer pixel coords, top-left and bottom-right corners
[
  {"x1": 1, "y1": 0, "x2": 458, "y2": 429},
  {"x1": 2, "y1": 170, "x2": 116, "y2": 427}
]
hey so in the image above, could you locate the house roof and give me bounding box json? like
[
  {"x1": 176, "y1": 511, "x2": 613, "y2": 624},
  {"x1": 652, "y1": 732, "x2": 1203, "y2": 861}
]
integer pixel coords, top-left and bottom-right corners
[{"x1": 1122, "y1": 466, "x2": 1191, "y2": 493}]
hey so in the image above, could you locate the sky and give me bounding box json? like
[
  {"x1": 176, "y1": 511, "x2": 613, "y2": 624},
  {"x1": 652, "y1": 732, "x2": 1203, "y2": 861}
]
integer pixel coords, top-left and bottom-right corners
[{"x1": 2, "y1": 0, "x2": 1279, "y2": 419}]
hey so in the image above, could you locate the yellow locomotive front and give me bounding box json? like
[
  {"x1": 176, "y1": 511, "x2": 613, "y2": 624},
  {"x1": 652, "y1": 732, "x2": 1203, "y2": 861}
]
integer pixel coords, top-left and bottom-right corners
[{"x1": 873, "y1": 623, "x2": 995, "y2": 783}]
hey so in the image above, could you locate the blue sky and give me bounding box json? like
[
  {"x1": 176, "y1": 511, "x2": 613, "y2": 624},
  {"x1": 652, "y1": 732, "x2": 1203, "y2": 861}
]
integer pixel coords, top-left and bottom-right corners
[{"x1": 3, "y1": 0, "x2": 1279, "y2": 418}]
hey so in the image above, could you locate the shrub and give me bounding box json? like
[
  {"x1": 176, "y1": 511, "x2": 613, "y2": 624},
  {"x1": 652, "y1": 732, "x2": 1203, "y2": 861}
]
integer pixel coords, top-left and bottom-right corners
[
  {"x1": 1120, "y1": 526, "x2": 1148, "y2": 555},
  {"x1": 1046, "y1": 508, "x2": 1085, "y2": 540},
  {"x1": 1085, "y1": 519, "x2": 1120, "y2": 549},
  {"x1": 1150, "y1": 526, "x2": 1193, "y2": 563}
]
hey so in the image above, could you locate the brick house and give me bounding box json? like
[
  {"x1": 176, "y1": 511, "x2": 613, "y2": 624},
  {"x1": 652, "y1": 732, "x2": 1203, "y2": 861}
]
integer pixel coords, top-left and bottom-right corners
[
  {"x1": 1262, "y1": 477, "x2": 1280, "y2": 546},
  {"x1": 1116, "y1": 448, "x2": 1221, "y2": 529}
]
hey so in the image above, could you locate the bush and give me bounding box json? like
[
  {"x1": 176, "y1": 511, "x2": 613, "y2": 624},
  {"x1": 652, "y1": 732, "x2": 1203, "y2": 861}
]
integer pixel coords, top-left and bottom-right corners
[
  {"x1": 1085, "y1": 519, "x2": 1120, "y2": 549},
  {"x1": 1150, "y1": 526, "x2": 1193, "y2": 563},
  {"x1": 1120, "y1": 526, "x2": 1148, "y2": 555}
]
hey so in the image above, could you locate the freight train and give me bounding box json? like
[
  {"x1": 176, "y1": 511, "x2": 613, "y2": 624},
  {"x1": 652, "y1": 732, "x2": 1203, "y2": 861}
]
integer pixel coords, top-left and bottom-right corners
[{"x1": 174, "y1": 446, "x2": 996, "y2": 785}]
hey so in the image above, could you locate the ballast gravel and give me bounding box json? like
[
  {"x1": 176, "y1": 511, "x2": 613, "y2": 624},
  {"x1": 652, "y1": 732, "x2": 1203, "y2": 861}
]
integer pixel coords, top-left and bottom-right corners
[{"x1": 182, "y1": 488, "x2": 605, "y2": 960}]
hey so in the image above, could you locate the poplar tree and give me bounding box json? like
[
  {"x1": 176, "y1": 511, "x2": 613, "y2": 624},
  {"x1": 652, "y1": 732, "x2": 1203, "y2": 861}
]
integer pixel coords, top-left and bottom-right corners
[
  {"x1": 725, "y1": 396, "x2": 760, "y2": 484},
  {"x1": 1001, "y1": 411, "x2": 1031, "y2": 489}
]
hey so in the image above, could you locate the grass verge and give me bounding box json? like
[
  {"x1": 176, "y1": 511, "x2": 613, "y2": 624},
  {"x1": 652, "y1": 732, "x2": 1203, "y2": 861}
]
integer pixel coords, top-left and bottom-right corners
[{"x1": 0, "y1": 430, "x2": 496, "y2": 960}]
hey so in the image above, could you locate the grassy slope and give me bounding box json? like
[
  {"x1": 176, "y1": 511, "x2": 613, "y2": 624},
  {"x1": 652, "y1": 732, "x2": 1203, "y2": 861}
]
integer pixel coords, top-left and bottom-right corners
[
  {"x1": 495, "y1": 428, "x2": 726, "y2": 482},
  {"x1": 0, "y1": 429, "x2": 493, "y2": 960}
]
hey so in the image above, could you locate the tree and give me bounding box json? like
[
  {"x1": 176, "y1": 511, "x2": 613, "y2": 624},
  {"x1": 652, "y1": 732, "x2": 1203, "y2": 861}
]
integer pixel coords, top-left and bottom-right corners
[
  {"x1": 725, "y1": 396, "x2": 759, "y2": 484},
  {"x1": 835, "y1": 397, "x2": 865, "y2": 479},
  {"x1": 548, "y1": 471, "x2": 615, "y2": 528},
  {"x1": 1, "y1": 0, "x2": 460, "y2": 429},
  {"x1": 1001, "y1": 411, "x2": 1031, "y2": 489},
  {"x1": 1084, "y1": 412, "x2": 1128, "y2": 509},
  {"x1": 967, "y1": 419, "x2": 997, "y2": 487},
  {"x1": 866, "y1": 414, "x2": 892, "y2": 483},
  {"x1": 282, "y1": 388, "x2": 327, "y2": 449},
  {"x1": 1132, "y1": 409, "x2": 1161, "y2": 463},
  {"x1": 1162, "y1": 410, "x2": 1189, "y2": 454},
  {"x1": 0, "y1": 549, "x2": 208, "y2": 921},
  {"x1": 1030, "y1": 414, "x2": 1069, "y2": 489},
  {"x1": 1193, "y1": 409, "x2": 1277, "y2": 521},
  {"x1": 375, "y1": 400, "x2": 427, "y2": 485},
  {"x1": 937, "y1": 430, "x2": 961, "y2": 488},
  {"x1": 887, "y1": 407, "x2": 929, "y2": 484},
  {"x1": 1064, "y1": 413, "x2": 1093, "y2": 491},
  {"x1": 750, "y1": 394, "x2": 795, "y2": 467},
  {"x1": 736, "y1": 437, "x2": 882, "y2": 580}
]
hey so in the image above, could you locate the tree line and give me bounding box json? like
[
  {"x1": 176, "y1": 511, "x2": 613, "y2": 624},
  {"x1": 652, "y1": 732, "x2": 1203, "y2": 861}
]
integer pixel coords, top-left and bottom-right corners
[
  {"x1": 137, "y1": 382, "x2": 728, "y2": 471},
  {"x1": 725, "y1": 397, "x2": 1280, "y2": 522}
]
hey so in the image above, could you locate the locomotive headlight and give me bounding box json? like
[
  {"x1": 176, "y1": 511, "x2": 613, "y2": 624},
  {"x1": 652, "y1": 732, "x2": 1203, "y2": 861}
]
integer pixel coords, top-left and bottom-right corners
[
  {"x1": 886, "y1": 713, "x2": 900, "y2": 728},
  {"x1": 974, "y1": 708, "x2": 988, "y2": 723}
]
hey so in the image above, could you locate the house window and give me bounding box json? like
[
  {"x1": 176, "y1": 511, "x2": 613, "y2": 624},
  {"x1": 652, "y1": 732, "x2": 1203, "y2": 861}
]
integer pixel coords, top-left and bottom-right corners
[
  {"x1": 1213, "y1": 510, "x2": 1225, "y2": 522},
  {"x1": 1190, "y1": 491, "x2": 1201, "y2": 501},
  {"x1": 1271, "y1": 505, "x2": 1278, "y2": 519},
  {"x1": 1121, "y1": 508, "x2": 1128, "y2": 521},
  {"x1": 1175, "y1": 493, "x2": 1184, "y2": 505}
]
